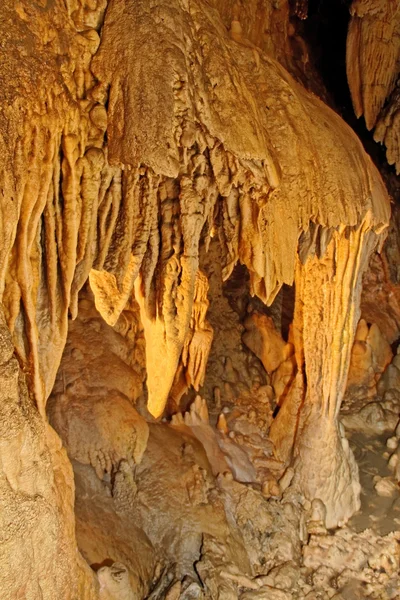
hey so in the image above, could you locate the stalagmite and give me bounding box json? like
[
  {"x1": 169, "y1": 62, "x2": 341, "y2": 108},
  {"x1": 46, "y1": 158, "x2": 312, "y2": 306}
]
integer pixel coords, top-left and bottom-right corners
[
  {"x1": 1, "y1": 0, "x2": 399, "y2": 597},
  {"x1": 346, "y1": 319, "x2": 393, "y2": 392},
  {"x1": 242, "y1": 312, "x2": 293, "y2": 374},
  {"x1": 273, "y1": 227, "x2": 382, "y2": 527}
]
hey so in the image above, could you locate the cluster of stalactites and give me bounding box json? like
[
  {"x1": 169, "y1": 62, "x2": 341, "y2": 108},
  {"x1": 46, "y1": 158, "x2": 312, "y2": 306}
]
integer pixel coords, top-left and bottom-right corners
[
  {"x1": 347, "y1": 0, "x2": 400, "y2": 172},
  {"x1": 0, "y1": 0, "x2": 391, "y2": 420}
]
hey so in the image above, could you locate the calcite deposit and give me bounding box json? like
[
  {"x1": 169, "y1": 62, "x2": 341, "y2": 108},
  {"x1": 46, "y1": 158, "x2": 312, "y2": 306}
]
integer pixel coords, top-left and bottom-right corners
[
  {"x1": 347, "y1": 0, "x2": 400, "y2": 170},
  {"x1": 0, "y1": 0, "x2": 399, "y2": 599}
]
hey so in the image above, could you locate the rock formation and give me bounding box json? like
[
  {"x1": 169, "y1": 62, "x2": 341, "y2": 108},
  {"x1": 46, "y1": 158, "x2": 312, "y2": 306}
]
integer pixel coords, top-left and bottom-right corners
[
  {"x1": 0, "y1": 0, "x2": 399, "y2": 598},
  {"x1": 347, "y1": 0, "x2": 400, "y2": 170}
]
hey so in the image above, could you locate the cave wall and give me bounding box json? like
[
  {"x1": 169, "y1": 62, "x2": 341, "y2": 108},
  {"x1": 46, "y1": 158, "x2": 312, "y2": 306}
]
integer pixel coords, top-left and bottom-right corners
[{"x1": 0, "y1": 0, "x2": 398, "y2": 598}]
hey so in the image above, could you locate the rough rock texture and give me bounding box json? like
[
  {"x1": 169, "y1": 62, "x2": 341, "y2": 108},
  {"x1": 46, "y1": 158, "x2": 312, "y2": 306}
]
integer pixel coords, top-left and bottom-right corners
[
  {"x1": 0, "y1": 309, "x2": 98, "y2": 598},
  {"x1": 243, "y1": 312, "x2": 293, "y2": 375},
  {"x1": 270, "y1": 228, "x2": 383, "y2": 527},
  {"x1": 361, "y1": 201, "x2": 400, "y2": 343},
  {"x1": 198, "y1": 237, "x2": 269, "y2": 410},
  {"x1": 0, "y1": 0, "x2": 390, "y2": 420},
  {"x1": 347, "y1": 0, "x2": 400, "y2": 131},
  {"x1": 347, "y1": 0, "x2": 400, "y2": 170},
  {"x1": 47, "y1": 288, "x2": 149, "y2": 478},
  {"x1": 346, "y1": 318, "x2": 392, "y2": 397},
  {"x1": 0, "y1": 0, "x2": 399, "y2": 598}
]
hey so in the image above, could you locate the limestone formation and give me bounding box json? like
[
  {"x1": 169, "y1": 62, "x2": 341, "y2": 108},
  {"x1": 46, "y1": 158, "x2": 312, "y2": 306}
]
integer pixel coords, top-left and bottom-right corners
[
  {"x1": 347, "y1": 0, "x2": 400, "y2": 131},
  {"x1": 346, "y1": 319, "x2": 393, "y2": 393},
  {"x1": 48, "y1": 392, "x2": 149, "y2": 478},
  {"x1": 0, "y1": 308, "x2": 98, "y2": 598},
  {"x1": 242, "y1": 312, "x2": 294, "y2": 376},
  {"x1": 1, "y1": 0, "x2": 400, "y2": 598},
  {"x1": 347, "y1": 0, "x2": 400, "y2": 170}
]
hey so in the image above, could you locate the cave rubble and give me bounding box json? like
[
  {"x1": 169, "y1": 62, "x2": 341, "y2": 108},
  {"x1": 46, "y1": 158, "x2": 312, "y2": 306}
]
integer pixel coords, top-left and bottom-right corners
[{"x1": 0, "y1": 0, "x2": 400, "y2": 599}]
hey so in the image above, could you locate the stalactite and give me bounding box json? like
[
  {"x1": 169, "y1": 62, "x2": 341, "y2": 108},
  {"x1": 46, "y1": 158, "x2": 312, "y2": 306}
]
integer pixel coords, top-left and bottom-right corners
[
  {"x1": 0, "y1": 1, "x2": 395, "y2": 592},
  {"x1": 0, "y1": 0, "x2": 390, "y2": 422},
  {"x1": 374, "y1": 86, "x2": 400, "y2": 174},
  {"x1": 347, "y1": 0, "x2": 400, "y2": 131},
  {"x1": 347, "y1": 0, "x2": 400, "y2": 168},
  {"x1": 170, "y1": 270, "x2": 214, "y2": 410}
]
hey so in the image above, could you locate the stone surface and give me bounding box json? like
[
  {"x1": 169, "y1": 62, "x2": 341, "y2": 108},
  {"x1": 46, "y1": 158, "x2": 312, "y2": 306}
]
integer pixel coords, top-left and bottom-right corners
[
  {"x1": 0, "y1": 0, "x2": 399, "y2": 598},
  {"x1": 0, "y1": 309, "x2": 98, "y2": 599}
]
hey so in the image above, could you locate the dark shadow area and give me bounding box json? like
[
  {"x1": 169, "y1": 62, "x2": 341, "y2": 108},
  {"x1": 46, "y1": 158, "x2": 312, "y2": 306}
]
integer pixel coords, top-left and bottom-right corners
[{"x1": 90, "y1": 558, "x2": 115, "y2": 571}]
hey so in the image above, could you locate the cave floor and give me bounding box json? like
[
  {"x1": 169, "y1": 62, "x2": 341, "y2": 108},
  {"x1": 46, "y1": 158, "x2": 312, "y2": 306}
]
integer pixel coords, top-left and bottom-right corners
[{"x1": 349, "y1": 432, "x2": 400, "y2": 535}]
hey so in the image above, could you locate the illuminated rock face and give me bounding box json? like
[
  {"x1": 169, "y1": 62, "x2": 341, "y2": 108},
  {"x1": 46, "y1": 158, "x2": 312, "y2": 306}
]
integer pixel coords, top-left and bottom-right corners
[
  {"x1": 0, "y1": 0, "x2": 398, "y2": 598},
  {"x1": 347, "y1": 0, "x2": 400, "y2": 171},
  {"x1": 0, "y1": 0, "x2": 389, "y2": 417}
]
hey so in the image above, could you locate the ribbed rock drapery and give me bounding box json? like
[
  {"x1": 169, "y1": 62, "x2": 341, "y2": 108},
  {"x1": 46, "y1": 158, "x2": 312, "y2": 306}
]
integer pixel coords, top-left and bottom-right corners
[
  {"x1": 0, "y1": 0, "x2": 392, "y2": 597},
  {"x1": 347, "y1": 0, "x2": 400, "y2": 172},
  {"x1": 0, "y1": 0, "x2": 389, "y2": 419}
]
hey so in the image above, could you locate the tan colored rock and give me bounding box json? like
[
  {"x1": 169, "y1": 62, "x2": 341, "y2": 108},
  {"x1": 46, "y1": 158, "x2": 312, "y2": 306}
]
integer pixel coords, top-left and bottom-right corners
[
  {"x1": 0, "y1": 309, "x2": 97, "y2": 599},
  {"x1": 303, "y1": 527, "x2": 400, "y2": 583},
  {"x1": 377, "y1": 363, "x2": 400, "y2": 395},
  {"x1": 165, "y1": 581, "x2": 182, "y2": 600},
  {"x1": 243, "y1": 312, "x2": 292, "y2": 374},
  {"x1": 241, "y1": 588, "x2": 291, "y2": 600},
  {"x1": 0, "y1": 0, "x2": 395, "y2": 594},
  {"x1": 347, "y1": 0, "x2": 400, "y2": 170},
  {"x1": 275, "y1": 229, "x2": 380, "y2": 527},
  {"x1": 98, "y1": 563, "x2": 134, "y2": 600},
  {"x1": 271, "y1": 356, "x2": 297, "y2": 401},
  {"x1": 387, "y1": 436, "x2": 398, "y2": 450},
  {"x1": 374, "y1": 476, "x2": 398, "y2": 497},
  {"x1": 0, "y1": 0, "x2": 389, "y2": 435},
  {"x1": 279, "y1": 467, "x2": 295, "y2": 493},
  {"x1": 51, "y1": 288, "x2": 146, "y2": 406},
  {"x1": 217, "y1": 413, "x2": 229, "y2": 435},
  {"x1": 346, "y1": 319, "x2": 392, "y2": 390},
  {"x1": 347, "y1": 0, "x2": 400, "y2": 131},
  {"x1": 368, "y1": 322, "x2": 393, "y2": 376},
  {"x1": 261, "y1": 476, "x2": 281, "y2": 498},
  {"x1": 49, "y1": 392, "x2": 149, "y2": 479},
  {"x1": 307, "y1": 499, "x2": 328, "y2": 536},
  {"x1": 169, "y1": 270, "x2": 214, "y2": 412},
  {"x1": 269, "y1": 373, "x2": 305, "y2": 463},
  {"x1": 341, "y1": 400, "x2": 399, "y2": 434},
  {"x1": 346, "y1": 338, "x2": 373, "y2": 388},
  {"x1": 355, "y1": 318, "x2": 369, "y2": 342},
  {"x1": 375, "y1": 87, "x2": 400, "y2": 173}
]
